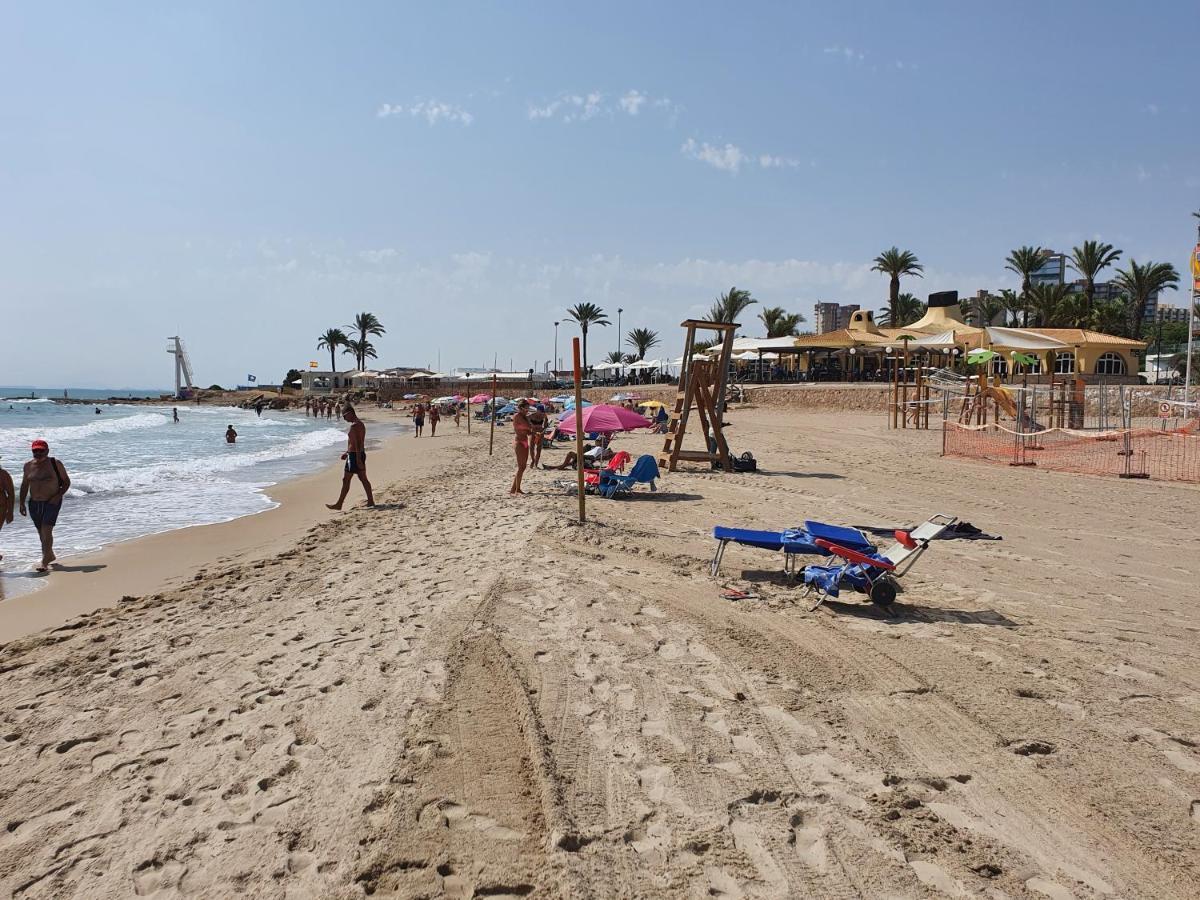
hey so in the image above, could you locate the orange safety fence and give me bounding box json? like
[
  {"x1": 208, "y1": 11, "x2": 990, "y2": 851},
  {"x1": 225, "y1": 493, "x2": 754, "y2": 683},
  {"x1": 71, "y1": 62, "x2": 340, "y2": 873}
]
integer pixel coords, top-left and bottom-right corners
[{"x1": 943, "y1": 420, "x2": 1200, "y2": 483}]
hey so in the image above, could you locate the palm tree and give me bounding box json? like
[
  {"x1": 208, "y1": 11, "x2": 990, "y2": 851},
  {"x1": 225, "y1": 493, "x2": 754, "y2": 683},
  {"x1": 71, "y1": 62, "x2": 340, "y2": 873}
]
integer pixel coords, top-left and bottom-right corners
[
  {"x1": 565, "y1": 302, "x2": 610, "y2": 371},
  {"x1": 346, "y1": 312, "x2": 386, "y2": 370},
  {"x1": 1004, "y1": 246, "x2": 1045, "y2": 327},
  {"x1": 625, "y1": 327, "x2": 661, "y2": 360},
  {"x1": 1091, "y1": 296, "x2": 1131, "y2": 337},
  {"x1": 871, "y1": 248, "x2": 924, "y2": 326},
  {"x1": 758, "y1": 306, "x2": 805, "y2": 337},
  {"x1": 998, "y1": 288, "x2": 1023, "y2": 327},
  {"x1": 1027, "y1": 283, "x2": 1073, "y2": 327},
  {"x1": 1114, "y1": 259, "x2": 1180, "y2": 338},
  {"x1": 1056, "y1": 292, "x2": 1092, "y2": 329},
  {"x1": 1069, "y1": 241, "x2": 1122, "y2": 314},
  {"x1": 958, "y1": 299, "x2": 977, "y2": 325},
  {"x1": 708, "y1": 286, "x2": 757, "y2": 324},
  {"x1": 317, "y1": 327, "x2": 349, "y2": 373},
  {"x1": 603, "y1": 350, "x2": 625, "y2": 364},
  {"x1": 878, "y1": 293, "x2": 925, "y2": 327},
  {"x1": 343, "y1": 338, "x2": 378, "y2": 369}
]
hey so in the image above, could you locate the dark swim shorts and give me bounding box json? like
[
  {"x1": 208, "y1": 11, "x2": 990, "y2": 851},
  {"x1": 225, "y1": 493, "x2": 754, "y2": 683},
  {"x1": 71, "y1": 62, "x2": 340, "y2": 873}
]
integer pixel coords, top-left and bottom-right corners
[
  {"x1": 28, "y1": 500, "x2": 61, "y2": 529},
  {"x1": 345, "y1": 451, "x2": 366, "y2": 475}
]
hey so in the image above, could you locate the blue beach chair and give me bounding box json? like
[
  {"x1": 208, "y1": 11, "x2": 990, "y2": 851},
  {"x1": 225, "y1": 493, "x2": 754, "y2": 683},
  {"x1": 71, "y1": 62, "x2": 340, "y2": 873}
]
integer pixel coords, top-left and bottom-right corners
[
  {"x1": 711, "y1": 520, "x2": 876, "y2": 577},
  {"x1": 598, "y1": 454, "x2": 660, "y2": 498}
]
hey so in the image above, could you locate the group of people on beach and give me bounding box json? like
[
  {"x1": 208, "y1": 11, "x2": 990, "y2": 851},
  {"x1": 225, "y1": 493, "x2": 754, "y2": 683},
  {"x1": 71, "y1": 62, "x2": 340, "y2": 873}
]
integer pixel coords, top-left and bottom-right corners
[
  {"x1": 0, "y1": 441, "x2": 71, "y2": 572},
  {"x1": 304, "y1": 397, "x2": 342, "y2": 419}
]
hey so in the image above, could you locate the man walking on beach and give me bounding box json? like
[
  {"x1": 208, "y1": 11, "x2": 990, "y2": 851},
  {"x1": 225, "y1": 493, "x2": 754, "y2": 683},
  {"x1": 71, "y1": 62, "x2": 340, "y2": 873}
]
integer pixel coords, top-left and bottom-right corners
[
  {"x1": 18, "y1": 440, "x2": 70, "y2": 572},
  {"x1": 0, "y1": 457, "x2": 14, "y2": 563},
  {"x1": 327, "y1": 405, "x2": 375, "y2": 510}
]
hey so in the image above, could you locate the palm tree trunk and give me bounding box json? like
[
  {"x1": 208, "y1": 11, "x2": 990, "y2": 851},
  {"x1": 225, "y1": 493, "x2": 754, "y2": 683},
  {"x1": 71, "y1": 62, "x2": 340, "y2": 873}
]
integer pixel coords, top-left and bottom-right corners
[
  {"x1": 890, "y1": 276, "x2": 899, "y2": 325},
  {"x1": 329, "y1": 347, "x2": 336, "y2": 373},
  {"x1": 1086, "y1": 280, "x2": 1095, "y2": 316}
]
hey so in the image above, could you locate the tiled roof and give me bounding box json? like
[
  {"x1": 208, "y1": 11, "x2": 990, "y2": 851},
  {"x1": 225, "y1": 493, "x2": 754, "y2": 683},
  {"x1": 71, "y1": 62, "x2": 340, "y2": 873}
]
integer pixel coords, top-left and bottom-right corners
[{"x1": 1026, "y1": 329, "x2": 1146, "y2": 348}]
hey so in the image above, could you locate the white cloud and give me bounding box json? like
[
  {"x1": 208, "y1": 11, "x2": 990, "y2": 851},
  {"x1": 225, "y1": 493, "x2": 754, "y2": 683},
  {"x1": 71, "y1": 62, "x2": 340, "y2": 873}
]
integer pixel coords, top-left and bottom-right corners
[
  {"x1": 358, "y1": 248, "x2": 398, "y2": 265},
  {"x1": 823, "y1": 44, "x2": 865, "y2": 62},
  {"x1": 528, "y1": 89, "x2": 675, "y2": 123},
  {"x1": 681, "y1": 138, "x2": 746, "y2": 173},
  {"x1": 377, "y1": 99, "x2": 473, "y2": 126},
  {"x1": 619, "y1": 90, "x2": 647, "y2": 115},
  {"x1": 758, "y1": 154, "x2": 803, "y2": 169}
]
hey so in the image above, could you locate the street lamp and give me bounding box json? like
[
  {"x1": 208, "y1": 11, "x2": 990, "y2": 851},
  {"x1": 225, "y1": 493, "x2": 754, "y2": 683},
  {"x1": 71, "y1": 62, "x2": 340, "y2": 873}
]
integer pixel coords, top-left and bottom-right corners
[
  {"x1": 553, "y1": 321, "x2": 560, "y2": 375},
  {"x1": 617, "y1": 307, "x2": 624, "y2": 356}
]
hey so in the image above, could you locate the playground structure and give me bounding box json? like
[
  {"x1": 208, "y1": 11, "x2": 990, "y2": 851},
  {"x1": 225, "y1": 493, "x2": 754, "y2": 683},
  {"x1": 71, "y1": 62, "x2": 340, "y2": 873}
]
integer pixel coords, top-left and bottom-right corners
[
  {"x1": 167, "y1": 336, "x2": 196, "y2": 399},
  {"x1": 660, "y1": 319, "x2": 736, "y2": 472},
  {"x1": 939, "y1": 378, "x2": 1200, "y2": 483}
]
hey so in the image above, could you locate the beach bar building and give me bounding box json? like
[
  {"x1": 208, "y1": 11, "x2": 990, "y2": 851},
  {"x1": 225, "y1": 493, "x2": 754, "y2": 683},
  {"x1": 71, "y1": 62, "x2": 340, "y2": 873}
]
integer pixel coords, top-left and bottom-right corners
[{"x1": 728, "y1": 292, "x2": 1145, "y2": 383}]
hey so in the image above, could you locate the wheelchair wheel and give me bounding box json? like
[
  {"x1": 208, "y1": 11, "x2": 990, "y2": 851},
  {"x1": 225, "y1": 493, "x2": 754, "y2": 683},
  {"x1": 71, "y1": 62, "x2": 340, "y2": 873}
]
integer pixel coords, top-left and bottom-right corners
[{"x1": 869, "y1": 579, "x2": 897, "y2": 610}]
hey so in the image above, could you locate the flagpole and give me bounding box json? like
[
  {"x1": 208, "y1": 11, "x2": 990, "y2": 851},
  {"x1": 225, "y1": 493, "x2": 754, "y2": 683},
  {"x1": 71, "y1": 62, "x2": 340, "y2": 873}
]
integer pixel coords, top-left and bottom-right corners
[{"x1": 1186, "y1": 219, "x2": 1199, "y2": 419}]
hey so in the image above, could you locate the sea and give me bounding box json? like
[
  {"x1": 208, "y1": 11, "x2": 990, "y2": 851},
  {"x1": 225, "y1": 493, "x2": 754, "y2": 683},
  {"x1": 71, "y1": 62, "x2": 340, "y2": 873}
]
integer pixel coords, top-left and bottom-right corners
[{"x1": 0, "y1": 390, "x2": 381, "y2": 588}]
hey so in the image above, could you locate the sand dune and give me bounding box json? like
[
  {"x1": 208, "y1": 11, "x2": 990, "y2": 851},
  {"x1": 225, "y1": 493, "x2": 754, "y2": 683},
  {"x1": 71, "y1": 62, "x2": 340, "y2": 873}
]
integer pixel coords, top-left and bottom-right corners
[{"x1": 0, "y1": 409, "x2": 1198, "y2": 898}]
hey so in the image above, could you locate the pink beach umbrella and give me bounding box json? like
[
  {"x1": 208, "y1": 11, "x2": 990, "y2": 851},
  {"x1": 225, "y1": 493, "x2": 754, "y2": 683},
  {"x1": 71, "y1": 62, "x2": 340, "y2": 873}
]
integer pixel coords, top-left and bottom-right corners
[
  {"x1": 469, "y1": 393, "x2": 491, "y2": 404},
  {"x1": 556, "y1": 403, "x2": 653, "y2": 435}
]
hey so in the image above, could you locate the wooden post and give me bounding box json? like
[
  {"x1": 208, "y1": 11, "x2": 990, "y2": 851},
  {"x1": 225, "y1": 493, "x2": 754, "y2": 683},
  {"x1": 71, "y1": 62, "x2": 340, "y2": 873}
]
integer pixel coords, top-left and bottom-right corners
[
  {"x1": 901, "y1": 338, "x2": 910, "y2": 428},
  {"x1": 572, "y1": 338, "x2": 586, "y2": 522},
  {"x1": 488, "y1": 374, "x2": 497, "y2": 456},
  {"x1": 466, "y1": 392, "x2": 471, "y2": 434}
]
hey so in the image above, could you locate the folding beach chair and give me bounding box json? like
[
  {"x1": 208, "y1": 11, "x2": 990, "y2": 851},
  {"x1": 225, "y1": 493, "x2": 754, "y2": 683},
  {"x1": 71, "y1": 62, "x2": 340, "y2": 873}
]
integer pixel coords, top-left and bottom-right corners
[
  {"x1": 800, "y1": 513, "x2": 957, "y2": 612},
  {"x1": 710, "y1": 520, "x2": 876, "y2": 577},
  {"x1": 598, "y1": 454, "x2": 660, "y2": 498}
]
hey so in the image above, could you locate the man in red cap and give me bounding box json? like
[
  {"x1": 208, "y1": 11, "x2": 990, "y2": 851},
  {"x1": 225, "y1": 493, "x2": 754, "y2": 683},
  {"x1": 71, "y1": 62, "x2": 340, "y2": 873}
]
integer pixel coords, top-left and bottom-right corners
[{"x1": 18, "y1": 440, "x2": 70, "y2": 572}]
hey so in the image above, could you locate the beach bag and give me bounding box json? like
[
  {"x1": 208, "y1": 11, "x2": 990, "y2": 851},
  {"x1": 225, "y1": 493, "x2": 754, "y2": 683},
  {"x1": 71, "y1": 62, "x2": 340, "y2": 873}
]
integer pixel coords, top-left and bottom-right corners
[{"x1": 733, "y1": 451, "x2": 757, "y2": 473}]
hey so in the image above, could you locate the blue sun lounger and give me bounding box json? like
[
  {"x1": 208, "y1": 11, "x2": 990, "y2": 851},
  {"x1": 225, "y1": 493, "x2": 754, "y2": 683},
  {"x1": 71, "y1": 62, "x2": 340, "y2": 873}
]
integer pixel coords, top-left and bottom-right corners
[{"x1": 711, "y1": 521, "x2": 877, "y2": 577}]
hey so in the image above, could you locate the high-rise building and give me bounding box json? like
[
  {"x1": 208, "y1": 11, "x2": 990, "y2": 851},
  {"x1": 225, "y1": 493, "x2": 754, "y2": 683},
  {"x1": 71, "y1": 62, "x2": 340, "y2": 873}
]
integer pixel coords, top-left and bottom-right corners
[
  {"x1": 813, "y1": 301, "x2": 860, "y2": 333},
  {"x1": 1154, "y1": 304, "x2": 1190, "y2": 324},
  {"x1": 1031, "y1": 250, "x2": 1068, "y2": 287}
]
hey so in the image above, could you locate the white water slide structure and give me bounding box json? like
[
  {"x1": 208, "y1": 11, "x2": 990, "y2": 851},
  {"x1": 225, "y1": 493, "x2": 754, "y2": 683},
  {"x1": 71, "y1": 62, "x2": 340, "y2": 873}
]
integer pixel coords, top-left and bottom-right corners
[{"x1": 167, "y1": 336, "x2": 196, "y2": 398}]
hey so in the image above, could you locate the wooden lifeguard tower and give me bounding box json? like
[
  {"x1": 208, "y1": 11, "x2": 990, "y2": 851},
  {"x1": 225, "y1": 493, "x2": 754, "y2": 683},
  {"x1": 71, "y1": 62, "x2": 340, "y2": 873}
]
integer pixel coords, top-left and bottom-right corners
[{"x1": 659, "y1": 319, "x2": 737, "y2": 472}]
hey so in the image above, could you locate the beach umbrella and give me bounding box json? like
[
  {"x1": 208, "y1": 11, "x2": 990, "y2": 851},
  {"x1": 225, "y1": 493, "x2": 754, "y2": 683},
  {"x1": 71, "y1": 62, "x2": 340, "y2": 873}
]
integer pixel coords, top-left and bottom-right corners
[
  {"x1": 550, "y1": 394, "x2": 572, "y2": 404},
  {"x1": 403, "y1": 393, "x2": 418, "y2": 400},
  {"x1": 561, "y1": 398, "x2": 593, "y2": 412},
  {"x1": 496, "y1": 402, "x2": 519, "y2": 415},
  {"x1": 556, "y1": 404, "x2": 653, "y2": 434},
  {"x1": 637, "y1": 399, "x2": 668, "y2": 411},
  {"x1": 966, "y1": 349, "x2": 997, "y2": 365},
  {"x1": 468, "y1": 393, "x2": 490, "y2": 404}
]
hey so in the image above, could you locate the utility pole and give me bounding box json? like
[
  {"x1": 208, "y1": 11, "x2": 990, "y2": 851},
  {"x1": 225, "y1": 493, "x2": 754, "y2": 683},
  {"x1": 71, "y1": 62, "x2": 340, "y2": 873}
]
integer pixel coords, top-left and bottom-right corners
[{"x1": 554, "y1": 321, "x2": 559, "y2": 375}]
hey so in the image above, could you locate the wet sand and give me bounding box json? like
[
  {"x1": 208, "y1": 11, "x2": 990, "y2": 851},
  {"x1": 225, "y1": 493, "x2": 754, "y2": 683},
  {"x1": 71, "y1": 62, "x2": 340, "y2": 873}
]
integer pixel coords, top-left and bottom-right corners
[{"x1": 0, "y1": 408, "x2": 1197, "y2": 898}]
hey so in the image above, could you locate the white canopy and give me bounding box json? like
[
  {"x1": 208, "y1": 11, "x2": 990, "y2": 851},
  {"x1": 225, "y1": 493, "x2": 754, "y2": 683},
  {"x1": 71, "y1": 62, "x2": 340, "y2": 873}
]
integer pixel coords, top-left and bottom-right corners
[
  {"x1": 351, "y1": 371, "x2": 381, "y2": 379},
  {"x1": 626, "y1": 359, "x2": 659, "y2": 370},
  {"x1": 729, "y1": 336, "x2": 801, "y2": 352},
  {"x1": 983, "y1": 327, "x2": 1067, "y2": 351},
  {"x1": 907, "y1": 330, "x2": 959, "y2": 349}
]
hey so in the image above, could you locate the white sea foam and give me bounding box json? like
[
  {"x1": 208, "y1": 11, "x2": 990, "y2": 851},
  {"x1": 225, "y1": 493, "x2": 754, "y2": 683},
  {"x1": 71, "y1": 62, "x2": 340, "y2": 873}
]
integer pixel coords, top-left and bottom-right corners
[
  {"x1": 0, "y1": 412, "x2": 170, "y2": 445},
  {"x1": 68, "y1": 427, "x2": 345, "y2": 494}
]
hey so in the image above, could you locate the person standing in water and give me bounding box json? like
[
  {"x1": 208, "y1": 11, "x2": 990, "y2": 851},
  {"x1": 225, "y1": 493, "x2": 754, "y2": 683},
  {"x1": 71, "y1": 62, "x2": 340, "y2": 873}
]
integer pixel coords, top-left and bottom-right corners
[
  {"x1": 326, "y1": 405, "x2": 375, "y2": 510},
  {"x1": 18, "y1": 440, "x2": 70, "y2": 573},
  {"x1": 0, "y1": 457, "x2": 14, "y2": 563},
  {"x1": 510, "y1": 399, "x2": 532, "y2": 495},
  {"x1": 225, "y1": 425, "x2": 237, "y2": 443},
  {"x1": 173, "y1": 407, "x2": 180, "y2": 423}
]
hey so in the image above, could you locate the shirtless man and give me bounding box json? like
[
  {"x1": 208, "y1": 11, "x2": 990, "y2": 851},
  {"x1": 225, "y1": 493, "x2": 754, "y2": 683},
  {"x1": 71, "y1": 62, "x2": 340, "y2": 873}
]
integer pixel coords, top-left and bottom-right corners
[
  {"x1": 326, "y1": 405, "x2": 375, "y2": 510},
  {"x1": 18, "y1": 439, "x2": 70, "y2": 572},
  {"x1": 0, "y1": 457, "x2": 14, "y2": 562}
]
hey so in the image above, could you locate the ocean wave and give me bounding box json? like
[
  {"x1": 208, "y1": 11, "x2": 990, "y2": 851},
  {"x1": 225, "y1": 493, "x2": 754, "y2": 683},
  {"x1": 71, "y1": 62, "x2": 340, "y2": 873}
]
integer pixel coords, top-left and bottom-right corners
[
  {"x1": 0, "y1": 412, "x2": 171, "y2": 446},
  {"x1": 0, "y1": 397, "x2": 55, "y2": 403},
  {"x1": 68, "y1": 427, "x2": 345, "y2": 494}
]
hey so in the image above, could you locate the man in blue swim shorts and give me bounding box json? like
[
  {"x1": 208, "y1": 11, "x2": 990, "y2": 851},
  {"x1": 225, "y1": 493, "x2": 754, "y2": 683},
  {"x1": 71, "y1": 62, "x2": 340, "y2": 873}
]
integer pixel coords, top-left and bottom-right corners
[
  {"x1": 19, "y1": 439, "x2": 71, "y2": 572},
  {"x1": 326, "y1": 405, "x2": 375, "y2": 511}
]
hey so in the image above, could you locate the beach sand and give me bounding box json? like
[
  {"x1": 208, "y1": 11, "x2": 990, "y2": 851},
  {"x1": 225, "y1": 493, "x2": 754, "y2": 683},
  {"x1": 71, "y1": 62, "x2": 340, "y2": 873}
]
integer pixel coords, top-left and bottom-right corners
[{"x1": 0, "y1": 408, "x2": 1197, "y2": 898}]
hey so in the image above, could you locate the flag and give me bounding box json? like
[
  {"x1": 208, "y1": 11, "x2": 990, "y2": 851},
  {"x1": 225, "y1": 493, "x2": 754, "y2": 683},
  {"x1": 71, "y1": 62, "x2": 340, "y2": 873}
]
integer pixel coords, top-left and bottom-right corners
[
  {"x1": 247, "y1": 374, "x2": 257, "y2": 382},
  {"x1": 309, "y1": 361, "x2": 319, "y2": 368}
]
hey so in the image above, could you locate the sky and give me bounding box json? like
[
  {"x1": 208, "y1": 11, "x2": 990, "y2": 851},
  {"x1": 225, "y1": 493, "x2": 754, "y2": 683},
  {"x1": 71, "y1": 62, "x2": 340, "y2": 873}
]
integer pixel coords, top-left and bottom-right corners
[{"x1": 2, "y1": 1, "x2": 1198, "y2": 388}]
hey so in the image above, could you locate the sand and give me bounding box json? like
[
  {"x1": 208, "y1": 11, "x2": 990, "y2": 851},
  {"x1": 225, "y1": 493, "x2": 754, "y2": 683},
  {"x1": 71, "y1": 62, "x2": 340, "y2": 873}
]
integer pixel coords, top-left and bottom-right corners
[{"x1": 0, "y1": 407, "x2": 1198, "y2": 899}]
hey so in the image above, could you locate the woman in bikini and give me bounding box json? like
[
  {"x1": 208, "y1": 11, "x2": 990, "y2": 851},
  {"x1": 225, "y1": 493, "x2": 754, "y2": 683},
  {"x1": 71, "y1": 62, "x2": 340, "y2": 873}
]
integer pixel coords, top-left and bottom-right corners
[{"x1": 510, "y1": 399, "x2": 532, "y2": 495}]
